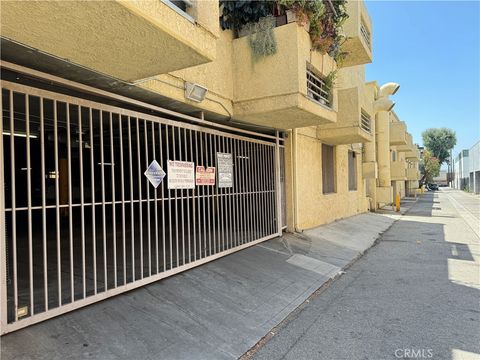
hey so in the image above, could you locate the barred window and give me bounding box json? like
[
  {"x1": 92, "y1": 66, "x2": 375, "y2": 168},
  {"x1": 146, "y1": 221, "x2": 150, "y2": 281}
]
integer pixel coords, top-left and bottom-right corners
[
  {"x1": 348, "y1": 151, "x2": 357, "y2": 191},
  {"x1": 322, "y1": 144, "x2": 336, "y2": 194}
]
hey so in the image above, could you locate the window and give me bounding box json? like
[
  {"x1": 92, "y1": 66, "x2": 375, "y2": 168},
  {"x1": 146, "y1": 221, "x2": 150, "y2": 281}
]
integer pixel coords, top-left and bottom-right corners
[
  {"x1": 360, "y1": 20, "x2": 371, "y2": 49},
  {"x1": 392, "y1": 150, "x2": 396, "y2": 162},
  {"x1": 348, "y1": 151, "x2": 357, "y2": 191},
  {"x1": 322, "y1": 144, "x2": 336, "y2": 194},
  {"x1": 164, "y1": 0, "x2": 194, "y2": 21},
  {"x1": 306, "y1": 65, "x2": 331, "y2": 108},
  {"x1": 360, "y1": 110, "x2": 371, "y2": 133}
]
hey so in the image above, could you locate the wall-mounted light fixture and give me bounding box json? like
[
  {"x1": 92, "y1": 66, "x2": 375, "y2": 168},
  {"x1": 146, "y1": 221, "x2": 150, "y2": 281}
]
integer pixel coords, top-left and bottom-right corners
[{"x1": 185, "y1": 82, "x2": 208, "y2": 102}]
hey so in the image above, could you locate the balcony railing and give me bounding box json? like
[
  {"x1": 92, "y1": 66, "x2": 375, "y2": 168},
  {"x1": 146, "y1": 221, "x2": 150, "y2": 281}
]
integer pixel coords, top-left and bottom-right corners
[
  {"x1": 163, "y1": 0, "x2": 194, "y2": 21},
  {"x1": 360, "y1": 20, "x2": 371, "y2": 49},
  {"x1": 360, "y1": 110, "x2": 371, "y2": 133},
  {"x1": 307, "y1": 68, "x2": 331, "y2": 108}
]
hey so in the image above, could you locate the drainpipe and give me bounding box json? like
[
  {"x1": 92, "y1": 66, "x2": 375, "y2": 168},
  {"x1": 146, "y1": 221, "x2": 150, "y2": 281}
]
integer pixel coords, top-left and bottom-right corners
[{"x1": 374, "y1": 82, "x2": 399, "y2": 207}]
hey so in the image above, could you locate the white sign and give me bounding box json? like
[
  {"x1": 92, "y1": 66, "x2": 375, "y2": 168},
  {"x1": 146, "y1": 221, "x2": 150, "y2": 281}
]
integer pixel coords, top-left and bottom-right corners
[
  {"x1": 217, "y1": 152, "x2": 233, "y2": 188},
  {"x1": 144, "y1": 160, "x2": 166, "y2": 188},
  {"x1": 167, "y1": 160, "x2": 195, "y2": 189},
  {"x1": 196, "y1": 166, "x2": 216, "y2": 186}
]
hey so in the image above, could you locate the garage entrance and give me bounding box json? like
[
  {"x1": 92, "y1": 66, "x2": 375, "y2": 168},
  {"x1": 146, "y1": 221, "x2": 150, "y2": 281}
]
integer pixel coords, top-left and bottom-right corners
[{"x1": 0, "y1": 80, "x2": 284, "y2": 334}]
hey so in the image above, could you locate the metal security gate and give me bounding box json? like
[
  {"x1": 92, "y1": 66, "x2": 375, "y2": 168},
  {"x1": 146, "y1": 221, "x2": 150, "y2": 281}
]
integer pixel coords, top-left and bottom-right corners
[{"x1": 0, "y1": 80, "x2": 284, "y2": 334}]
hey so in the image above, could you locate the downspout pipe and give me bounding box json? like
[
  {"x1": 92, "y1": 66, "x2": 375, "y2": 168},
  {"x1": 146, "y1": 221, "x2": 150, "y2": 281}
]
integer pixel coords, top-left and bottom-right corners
[
  {"x1": 373, "y1": 97, "x2": 395, "y2": 113},
  {"x1": 378, "y1": 83, "x2": 400, "y2": 98}
]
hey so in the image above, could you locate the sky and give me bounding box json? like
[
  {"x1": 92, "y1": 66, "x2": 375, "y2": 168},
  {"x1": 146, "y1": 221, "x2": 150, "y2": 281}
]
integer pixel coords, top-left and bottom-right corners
[{"x1": 365, "y1": 0, "x2": 480, "y2": 159}]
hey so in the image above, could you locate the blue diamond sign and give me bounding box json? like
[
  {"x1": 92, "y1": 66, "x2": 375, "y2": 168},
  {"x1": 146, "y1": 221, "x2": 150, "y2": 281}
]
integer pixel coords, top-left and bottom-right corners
[{"x1": 144, "y1": 160, "x2": 166, "y2": 188}]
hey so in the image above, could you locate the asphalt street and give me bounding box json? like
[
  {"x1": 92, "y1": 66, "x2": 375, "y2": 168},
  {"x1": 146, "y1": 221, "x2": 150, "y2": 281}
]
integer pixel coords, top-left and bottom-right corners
[{"x1": 251, "y1": 189, "x2": 480, "y2": 360}]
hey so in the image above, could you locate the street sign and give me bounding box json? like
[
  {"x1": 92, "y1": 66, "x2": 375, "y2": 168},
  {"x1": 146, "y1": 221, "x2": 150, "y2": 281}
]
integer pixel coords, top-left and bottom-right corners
[
  {"x1": 217, "y1": 152, "x2": 233, "y2": 188},
  {"x1": 144, "y1": 160, "x2": 166, "y2": 188},
  {"x1": 196, "y1": 166, "x2": 216, "y2": 185},
  {"x1": 167, "y1": 160, "x2": 195, "y2": 189}
]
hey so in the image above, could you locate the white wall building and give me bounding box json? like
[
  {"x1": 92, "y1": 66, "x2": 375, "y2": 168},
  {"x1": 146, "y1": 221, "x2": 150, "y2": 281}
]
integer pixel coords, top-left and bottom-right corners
[
  {"x1": 453, "y1": 150, "x2": 469, "y2": 190},
  {"x1": 468, "y1": 141, "x2": 480, "y2": 193}
]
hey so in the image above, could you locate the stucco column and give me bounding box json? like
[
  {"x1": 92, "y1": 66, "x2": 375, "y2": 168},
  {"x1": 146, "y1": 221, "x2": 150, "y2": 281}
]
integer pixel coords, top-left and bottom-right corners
[{"x1": 376, "y1": 110, "x2": 391, "y2": 187}]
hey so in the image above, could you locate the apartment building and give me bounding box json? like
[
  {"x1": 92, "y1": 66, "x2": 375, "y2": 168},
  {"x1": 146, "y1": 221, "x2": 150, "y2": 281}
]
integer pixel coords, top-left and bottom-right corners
[
  {"x1": 0, "y1": 0, "x2": 419, "y2": 334},
  {"x1": 453, "y1": 142, "x2": 480, "y2": 193}
]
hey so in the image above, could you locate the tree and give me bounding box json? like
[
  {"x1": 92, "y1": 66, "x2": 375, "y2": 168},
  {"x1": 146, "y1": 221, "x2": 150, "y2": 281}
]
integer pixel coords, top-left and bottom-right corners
[
  {"x1": 421, "y1": 128, "x2": 457, "y2": 165},
  {"x1": 419, "y1": 150, "x2": 440, "y2": 186}
]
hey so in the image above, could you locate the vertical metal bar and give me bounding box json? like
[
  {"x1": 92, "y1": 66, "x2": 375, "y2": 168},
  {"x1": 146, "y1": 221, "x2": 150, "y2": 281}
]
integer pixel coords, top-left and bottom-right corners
[
  {"x1": 144, "y1": 119, "x2": 151, "y2": 277},
  {"x1": 241, "y1": 139, "x2": 247, "y2": 245},
  {"x1": 262, "y1": 144, "x2": 269, "y2": 236},
  {"x1": 222, "y1": 136, "x2": 228, "y2": 250},
  {"x1": 136, "y1": 118, "x2": 143, "y2": 278},
  {"x1": 89, "y1": 108, "x2": 97, "y2": 294},
  {"x1": 166, "y1": 125, "x2": 173, "y2": 268},
  {"x1": 207, "y1": 133, "x2": 212, "y2": 255},
  {"x1": 78, "y1": 107, "x2": 86, "y2": 298},
  {"x1": 223, "y1": 136, "x2": 229, "y2": 249},
  {"x1": 25, "y1": 95, "x2": 34, "y2": 314},
  {"x1": 9, "y1": 91, "x2": 18, "y2": 321},
  {"x1": 39, "y1": 98, "x2": 48, "y2": 310},
  {"x1": 217, "y1": 135, "x2": 223, "y2": 252},
  {"x1": 66, "y1": 103, "x2": 74, "y2": 302},
  {"x1": 118, "y1": 116, "x2": 126, "y2": 285},
  {"x1": 179, "y1": 128, "x2": 185, "y2": 265},
  {"x1": 0, "y1": 89, "x2": 7, "y2": 330},
  {"x1": 212, "y1": 134, "x2": 218, "y2": 253},
  {"x1": 269, "y1": 144, "x2": 274, "y2": 235},
  {"x1": 275, "y1": 132, "x2": 282, "y2": 235},
  {"x1": 152, "y1": 122, "x2": 158, "y2": 274},
  {"x1": 127, "y1": 117, "x2": 135, "y2": 281},
  {"x1": 99, "y1": 111, "x2": 107, "y2": 290},
  {"x1": 194, "y1": 130, "x2": 199, "y2": 261},
  {"x1": 159, "y1": 123, "x2": 166, "y2": 272},
  {"x1": 54, "y1": 100, "x2": 62, "y2": 305},
  {"x1": 200, "y1": 132, "x2": 206, "y2": 258},
  {"x1": 249, "y1": 141, "x2": 254, "y2": 241},
  {"x1": 234, "y1": 138, "x2": 240, "y2": 247},
  {"x1": 256, "y1": 142, "x2": 263, "y2": 238},
  {"x1": 189, "y1": 129, "x2": 195, "y2": 263},
  {"x1": 172, "y1": 127, "x2": 179, "y2": 267},
  {"x1": 109, "y1": 113, "x2": 117, "y2": 287},
  {"x1": 184, "y1": 129, "x2": 191, "y2": 264},
  {"x1": 228, "y1": 137, "x2": 234, "y2": 248}
]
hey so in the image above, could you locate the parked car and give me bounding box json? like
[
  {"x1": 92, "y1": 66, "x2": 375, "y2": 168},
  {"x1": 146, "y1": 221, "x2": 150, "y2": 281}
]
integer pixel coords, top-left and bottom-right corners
[{"x1": 428, "y1": 183, "x2": 439, "y2": 191}]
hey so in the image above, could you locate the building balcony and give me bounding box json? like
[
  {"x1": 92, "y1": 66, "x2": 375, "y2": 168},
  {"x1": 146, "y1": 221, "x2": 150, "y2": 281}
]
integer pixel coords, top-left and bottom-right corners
[
  {"x1": 391, "y1": 160, "x2": 407, "y2": 181},
  {"x1": 0, "y1": 0, "x2": 217, "y2": 82},
  {"x1": 233, "y1": 22, "x2": 337, "y2": 129},
  {"x1": 316, "y1": 87, "x2": 373, "y2": 144},
  {"x1": 406, "y1": 168, "x2": 420, "y2": 181},
  {"x1": 390, "y1": 121, "x2": 407, "y2": 146},
  {"x1": 405, "y1": 147, "x2": 420, "y2": 161},
  {"x1": 397, "y1": 133, "x2": 414, "y2": 152},
  {"x1": 340, "y1": 0, "x2": 373, "y2": 67}
]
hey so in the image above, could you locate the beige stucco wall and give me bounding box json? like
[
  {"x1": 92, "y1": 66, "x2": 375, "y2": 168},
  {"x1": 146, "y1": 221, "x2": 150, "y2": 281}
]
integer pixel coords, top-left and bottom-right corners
[
  {"x1": 138, "y1": 29, "x2": 235, "y2": 117},
  {"x1": 1, "y1": 0, "x2": 218, "y2": 81},
  {"x1": 286, "y1": 127, "x2": 368, "y2": 230}
]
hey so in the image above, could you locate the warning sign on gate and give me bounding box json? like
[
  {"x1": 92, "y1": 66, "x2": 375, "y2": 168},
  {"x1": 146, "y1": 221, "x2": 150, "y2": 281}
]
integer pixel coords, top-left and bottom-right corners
[
  {"x1": 196, "y1": 166, "x2": 216, "y2": 186},
  {"x1": 167, "y1": 160, "x2": 195, "y2": 189},
  {"x1": 144, "y1": 160, "x2": 166, "y2": 188},
  {"x1": 217, "y1": 152, "x2": 233, "y2": 188}
]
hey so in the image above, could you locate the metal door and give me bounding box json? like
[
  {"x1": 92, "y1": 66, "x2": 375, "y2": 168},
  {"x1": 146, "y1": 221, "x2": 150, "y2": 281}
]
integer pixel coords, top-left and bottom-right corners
[{"x1": 0, "y1": 81, "x2": 283, "y2": 334}]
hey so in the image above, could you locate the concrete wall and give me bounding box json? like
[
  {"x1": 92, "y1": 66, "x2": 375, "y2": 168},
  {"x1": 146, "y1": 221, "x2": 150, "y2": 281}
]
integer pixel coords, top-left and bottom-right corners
[{"x1": 286, "y1": 126, "x2": 368, "y2": 231}]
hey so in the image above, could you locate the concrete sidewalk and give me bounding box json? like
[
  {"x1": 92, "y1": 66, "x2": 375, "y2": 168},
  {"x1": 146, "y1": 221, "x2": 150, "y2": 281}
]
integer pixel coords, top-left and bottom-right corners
[{"x1": 1, "y1": 204, "x2": 413, "y2": 360}]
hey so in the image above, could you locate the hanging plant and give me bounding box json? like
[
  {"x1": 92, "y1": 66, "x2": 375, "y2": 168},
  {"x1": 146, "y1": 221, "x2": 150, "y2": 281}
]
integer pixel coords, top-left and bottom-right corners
[
  {"x1": 219, "y1": 0, "x2": 275, "y2": 35},
  {"x1": 243, "y1": 16, "x2": 278, "y2": 61}
]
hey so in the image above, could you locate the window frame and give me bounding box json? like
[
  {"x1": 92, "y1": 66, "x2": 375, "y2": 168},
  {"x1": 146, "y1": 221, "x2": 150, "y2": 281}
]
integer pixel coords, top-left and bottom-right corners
[
  {"x1": 348, "y1": 150, "x2": 358, "y2": 191},
  {"x1": 322, "y1": 144, "x2": 336, "y2": 194}
]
